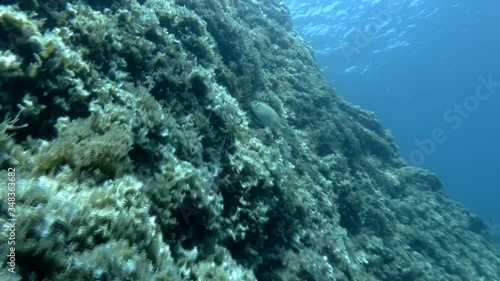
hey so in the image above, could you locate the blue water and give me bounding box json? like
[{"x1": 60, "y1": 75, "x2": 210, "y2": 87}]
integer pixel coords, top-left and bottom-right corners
[{"x1": 284, "y1": 0, "x2": 500, "y2": 224}]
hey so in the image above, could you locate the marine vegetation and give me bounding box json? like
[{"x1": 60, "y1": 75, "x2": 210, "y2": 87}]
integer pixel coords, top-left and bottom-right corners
[{"x1": 0, "y1": 1, "x2": 498, "y2": 281}]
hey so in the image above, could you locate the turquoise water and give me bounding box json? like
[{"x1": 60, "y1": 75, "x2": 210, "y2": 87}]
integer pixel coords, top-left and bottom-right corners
[{"x1": 285, "y1": 0, "x2": 500, "y2": 225}]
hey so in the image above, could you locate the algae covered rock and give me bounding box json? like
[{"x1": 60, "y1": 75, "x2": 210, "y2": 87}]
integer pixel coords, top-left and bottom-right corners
[{"x1": 0, "y1": 0, "x2": 498, "y2": 281}]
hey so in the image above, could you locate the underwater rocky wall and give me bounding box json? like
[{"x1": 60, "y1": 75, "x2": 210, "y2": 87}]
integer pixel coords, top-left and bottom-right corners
[{"x1": 0, "y1": 0, "x2": 498, "y2": 280}]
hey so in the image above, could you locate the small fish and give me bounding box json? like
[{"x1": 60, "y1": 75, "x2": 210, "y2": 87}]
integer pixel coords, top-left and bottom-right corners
[{"x1": 251, "y1": 101, "x2": 286, "y2": 130}]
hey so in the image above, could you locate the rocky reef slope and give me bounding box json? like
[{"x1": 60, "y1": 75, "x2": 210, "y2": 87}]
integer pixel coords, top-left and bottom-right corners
[{"x1": 0, "y1": 0, "x2": 499, "y2": 280}]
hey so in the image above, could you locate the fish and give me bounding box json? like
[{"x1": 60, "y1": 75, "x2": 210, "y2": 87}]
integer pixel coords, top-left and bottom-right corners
[{"x1": 251, "y1": 100, "x2": 286, "y2": 130}]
